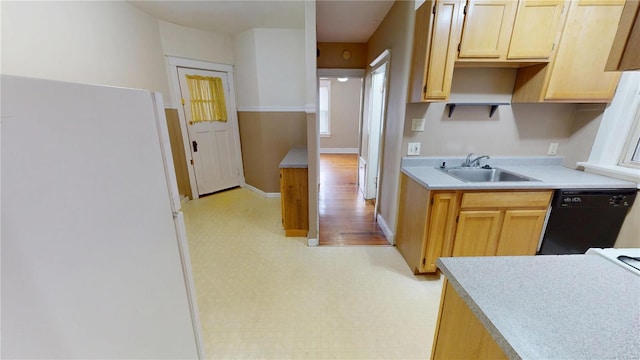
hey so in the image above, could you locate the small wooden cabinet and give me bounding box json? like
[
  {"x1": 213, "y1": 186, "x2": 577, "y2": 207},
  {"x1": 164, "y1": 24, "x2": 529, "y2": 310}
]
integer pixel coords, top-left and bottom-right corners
[
  {"x1": 279, "y1": 149, "x2": 308, "y2": 237},
  {"x1": 395, "y1": 174, "x2": 553, "y2": 274},
  {"x1": 513, "y1": 0, "x2": 625, "y2": 102}
]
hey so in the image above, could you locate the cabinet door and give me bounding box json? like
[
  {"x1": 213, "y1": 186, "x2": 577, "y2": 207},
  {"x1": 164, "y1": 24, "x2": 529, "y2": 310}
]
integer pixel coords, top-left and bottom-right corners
[
  {"x1": 544, "y1": 0, "x2": 624, "y2": 101},
  {"x1": 425, "y1": 0, "x2": 466, "y2": 99},
  {"x1": 421, "y1": 191, "x2": 459, "y2": 273},
  {"x1": 508, "y1": 0, "x2": 566, "y2": 59},
  {"x1": 495, "y1": 209, "x2": 547, "y2": 256},
  {"x1": 409, "y1": 0, "x2": 465, "y2": 102},
  {"x1": 452, "y1": 210, "x2": 502, "y2": 257},
  {"x1": 458, "y1": 0, "x2": 518, "y2": 59}
]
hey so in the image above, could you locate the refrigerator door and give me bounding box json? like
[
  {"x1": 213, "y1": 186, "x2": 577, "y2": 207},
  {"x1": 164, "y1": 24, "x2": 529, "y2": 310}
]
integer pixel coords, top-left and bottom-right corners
[{"x1": 1, "y1": 75, "x2": 199, "y2": 359}]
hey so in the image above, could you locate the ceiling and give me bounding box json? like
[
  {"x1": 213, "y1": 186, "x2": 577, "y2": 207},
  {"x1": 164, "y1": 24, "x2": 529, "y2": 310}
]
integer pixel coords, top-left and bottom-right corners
[{"x1": 129, "y1": 0, "x2": 394, "y2": 43}]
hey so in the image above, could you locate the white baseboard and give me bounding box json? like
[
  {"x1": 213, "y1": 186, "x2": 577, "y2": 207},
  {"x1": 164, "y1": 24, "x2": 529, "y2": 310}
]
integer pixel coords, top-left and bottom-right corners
[
  {"x1": 307, "y1": 238, "x2": 319, "y2": 246},
  {"x1": 319, "y1": 148, "x2": 359, "y2": 154},
  {"x1": 376, "y1": 213, "x2": 394, "y2": 245},
  {"x1": 242, "y1": 183, "x2": 281, "y2": 198}
]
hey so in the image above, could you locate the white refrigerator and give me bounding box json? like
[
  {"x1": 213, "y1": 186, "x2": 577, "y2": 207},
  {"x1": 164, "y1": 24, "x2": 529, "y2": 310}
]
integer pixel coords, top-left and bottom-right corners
[{"x1": 1, "y1": 75, "x2": 204, "y2": 358}]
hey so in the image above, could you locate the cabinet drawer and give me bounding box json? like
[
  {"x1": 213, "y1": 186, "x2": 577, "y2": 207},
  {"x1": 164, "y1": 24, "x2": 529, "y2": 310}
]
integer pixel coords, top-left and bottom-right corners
[{"x1": 460, "y1": 191, "x2": 552, "y2": 209}]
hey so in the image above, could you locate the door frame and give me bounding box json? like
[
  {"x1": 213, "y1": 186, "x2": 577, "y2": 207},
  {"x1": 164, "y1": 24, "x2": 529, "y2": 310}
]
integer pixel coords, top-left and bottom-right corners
[
  {"x1": 367, "y1": 49, "x2": 391, "y2": 218},
  {"x1": 166, "y1": 56, "x2": 245, "y2": 199}
]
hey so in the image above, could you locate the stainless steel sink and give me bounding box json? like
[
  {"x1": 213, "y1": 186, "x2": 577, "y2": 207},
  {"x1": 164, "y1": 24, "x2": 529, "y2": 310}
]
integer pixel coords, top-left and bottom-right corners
[{"x1": 436, "y1": 167, "x2": 539, "y2": 183}]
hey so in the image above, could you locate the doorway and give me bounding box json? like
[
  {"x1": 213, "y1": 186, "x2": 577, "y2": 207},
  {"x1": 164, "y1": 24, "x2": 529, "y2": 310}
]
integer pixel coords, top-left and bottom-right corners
[
  {"x1": 167, "y1": 57, "x2": 245, "y2": 200},
  {"x1": 317, "y1": 68, "x2": 389, "y2": 246}
]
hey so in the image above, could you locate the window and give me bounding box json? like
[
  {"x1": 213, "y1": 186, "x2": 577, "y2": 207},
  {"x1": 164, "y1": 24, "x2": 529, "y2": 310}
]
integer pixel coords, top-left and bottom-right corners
[
  {"x1": 319, "y1": 79, "x2": 331, "y2": 136},
  {"x1": 619, "y1": 103, "x2": 640, "y2": 168}
]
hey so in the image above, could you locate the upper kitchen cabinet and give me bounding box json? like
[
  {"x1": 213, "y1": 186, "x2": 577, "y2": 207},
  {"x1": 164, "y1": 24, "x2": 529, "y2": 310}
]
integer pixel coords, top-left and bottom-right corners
[
  {"x1": 457, "y1": 0, "x2": 517, "y2": 60},
  {"x1": 513, "y1": 0, "x2": 625, "y2": 102},
  {"x1": 408, "y1": 0, "x2": 465, "y2": 102},
  {"x1": 457, "y1": 0, "x2": 566, "y2": 63},
  {"x1": 606, "y1": 0, "x2": 640, "y2": 71}
]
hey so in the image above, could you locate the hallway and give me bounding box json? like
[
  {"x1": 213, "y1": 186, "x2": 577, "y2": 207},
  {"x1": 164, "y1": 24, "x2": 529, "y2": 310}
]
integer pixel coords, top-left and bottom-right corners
[{"x1": 319, "y1": 154, "x2": 389, "y2": 246}]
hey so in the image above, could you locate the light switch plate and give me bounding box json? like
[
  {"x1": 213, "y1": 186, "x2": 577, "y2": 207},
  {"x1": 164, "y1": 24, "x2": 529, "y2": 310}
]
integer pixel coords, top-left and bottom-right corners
[
  {"x1": 411, "y1": 118, "x2": 425, "y2": 132},
  {"x1": 408, "y1": 142, "x2": 421, "y2": 155},
  {"x1": 548, "y1": 142, "x2": 558, "y2": 155}
]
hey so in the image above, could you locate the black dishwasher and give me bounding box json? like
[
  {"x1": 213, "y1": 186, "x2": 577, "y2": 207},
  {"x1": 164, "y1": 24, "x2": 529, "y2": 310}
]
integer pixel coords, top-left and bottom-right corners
[{"x1": 538, "y1": 189, "x2": 637, "y2": 255}]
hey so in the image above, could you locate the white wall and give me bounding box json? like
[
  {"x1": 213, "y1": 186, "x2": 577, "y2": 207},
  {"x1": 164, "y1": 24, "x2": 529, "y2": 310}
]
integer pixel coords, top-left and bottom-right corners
[
  {"x1": 234, "y1": 28, "x2": 306, "y2": 110},
  {"x1": 158, "y1": 20, "x2": 234, "y2": 65},
  {"x1": 1, "y1": 1, "x2": 170, "y2": 99},
  {"x1": 320, "y1": 78, "x2": 361, "y2": 150}
]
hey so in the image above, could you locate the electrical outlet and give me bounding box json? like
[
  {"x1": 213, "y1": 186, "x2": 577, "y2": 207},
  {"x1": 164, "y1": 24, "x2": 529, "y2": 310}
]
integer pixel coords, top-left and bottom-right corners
[
  {"x1": 548, "y1": 142, "x2": 559, "y2": 155},
  {"x1": 411, "y1": 118, "x2": 425, "y2": 132},
  {"x1": 408, "y1": 142, "x2": 421, "y2": 156}
]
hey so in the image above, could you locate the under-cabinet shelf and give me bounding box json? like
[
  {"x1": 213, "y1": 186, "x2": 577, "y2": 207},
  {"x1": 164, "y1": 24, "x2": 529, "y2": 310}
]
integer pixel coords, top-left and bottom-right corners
[{"x1": 446, "y1": 103, "x2": 510, "y2": 118}]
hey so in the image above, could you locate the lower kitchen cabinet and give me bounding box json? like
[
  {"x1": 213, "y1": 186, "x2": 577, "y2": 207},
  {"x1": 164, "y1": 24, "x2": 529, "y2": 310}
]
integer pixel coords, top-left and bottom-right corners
[
  {"x1": 395, "y1": 173, "x2": 553, "y2": 274},
  {"x1": 453, "y1": 191, "x2": 552, "y2": 257},
  {"x1": 431, "y1": 280, "x2": 508, "y2": 359}
]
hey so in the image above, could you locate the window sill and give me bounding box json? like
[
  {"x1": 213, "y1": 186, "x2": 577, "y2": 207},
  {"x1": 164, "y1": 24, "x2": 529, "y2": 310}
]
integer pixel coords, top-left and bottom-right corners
[
  {"x1": 577, "y1": 162, "x2": 640, "y2": 188},
  {"x1": 320, "y1": 134, "x2": 331, "y2": 138}
]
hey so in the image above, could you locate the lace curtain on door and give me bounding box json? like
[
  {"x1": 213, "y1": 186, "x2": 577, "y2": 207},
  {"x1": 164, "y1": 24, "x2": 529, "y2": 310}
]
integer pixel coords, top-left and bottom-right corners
[{"x1": 185, "y1": 75, "x2": 228, "y2": 122}]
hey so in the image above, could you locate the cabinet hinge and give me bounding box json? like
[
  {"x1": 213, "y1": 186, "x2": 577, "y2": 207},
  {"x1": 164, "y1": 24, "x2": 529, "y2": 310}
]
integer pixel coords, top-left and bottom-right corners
[
  {"x1": 430, "y1": 197, "x2": 434, "y2": 205},
  {"x1": 181, "y1": 98, "x2": 185, "y2": 105},
  {"x1": 456, "y1": 215, "x2": 459, "y2": 223},
  {"x1": 463, "y1": 5, "x2": 467, "y2": 14},
  {"x1": 457, "y1": 43, "x2": 461, "y2": 52},
  {"x1": 423, "y1": 84, "x2": 427, "y2": 94},
  {"x1": 551, "y1": 43, "x2": 555, "y2": 51},
  {"x1": 422, "y1": 258, "x2": 426, "y2": 266},
  {"x1": 432, "y1": 5, "x2": 436, "y2": 15},
  {"x1": 190, "y1": 159, "x2": 194, "y2": 165}
]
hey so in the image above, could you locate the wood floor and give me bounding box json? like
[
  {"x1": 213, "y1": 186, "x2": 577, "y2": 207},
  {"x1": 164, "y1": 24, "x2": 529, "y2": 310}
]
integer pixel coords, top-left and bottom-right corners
[{"x1": 319, "y1": 154, "x2": 389, "y2": 246}]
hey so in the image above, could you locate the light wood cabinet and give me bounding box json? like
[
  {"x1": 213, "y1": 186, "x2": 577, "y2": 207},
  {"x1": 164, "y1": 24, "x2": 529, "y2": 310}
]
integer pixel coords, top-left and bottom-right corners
[
  {"x1": 395, "y1": 175, "x2": 552, "y2": 273},
  {"x1": 457, "y1": 0, "x2": 566, "y2": 62},
  {"x1": 453, "y1": 191, "x2": 552, "y2": 257},
  {"x1": 422, "y1": 191, "x2": 459, "y2": 272},
  {"x1": 606, "y1": 0, "x2": 640, "y2": 71},
  {"x1": 431, "y1": 280, "x2": 508, "y2": 359},
  {"x1": 508, "y1": 0, "x2": 567, "y2": 59},
  {"x1": 513, "y1": 0, "x2": 625, "y2": 102},
  {"x1": 457, "y1": 0, "x2": 518, "y2": 59},
  {"x1": 451, "y1": 210, "x2": 501, "y2": 256},
  {"x1": 280, "y1": 167, "x2": 308, "y2": 237},
  {"x1": 408, "y1": 0, "x2": 465, "y2": 102}
]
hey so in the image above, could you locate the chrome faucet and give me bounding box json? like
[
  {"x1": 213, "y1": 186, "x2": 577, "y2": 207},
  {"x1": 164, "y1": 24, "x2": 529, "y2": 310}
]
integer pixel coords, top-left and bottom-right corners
[{"x1": 462, "y1": 153, "x2": 490, "y2": 167}]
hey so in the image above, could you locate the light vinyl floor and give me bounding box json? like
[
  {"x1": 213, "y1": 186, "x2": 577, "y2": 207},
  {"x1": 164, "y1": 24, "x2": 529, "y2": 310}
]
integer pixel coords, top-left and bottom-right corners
[{"x1": 182, "y1": 188, "x2": 443, "y2": 359}]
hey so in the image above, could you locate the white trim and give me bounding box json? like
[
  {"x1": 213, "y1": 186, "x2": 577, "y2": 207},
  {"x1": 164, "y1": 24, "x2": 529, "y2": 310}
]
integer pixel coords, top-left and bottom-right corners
[
  {"x1": 307, "y1": 238, "x2": 319, "y2": 246},
  {"x1": 318, "y1": 68, "x2": 366, "y2": 77},
  {"x1": 319, "y1": 148, "x2": 359, "y2": 154},
  {"x1": 577, "y1": 163, "x2": 640, "y2": 186},
  {"x1": 305, "y1": 104, "x2": 317, "y2": 114},
  {"x1": 165, "y1": 56, "x2": 245, "y2": 200},
  {"x1": 376, "y1": 213, "x2": 394, "y2": 245},
  {"x1": 167, "y1": 56, "x2": 233, "y2": 72},
  {"x1": 236, "y1": 106, "x2": 308, "y2": 112},
  {"x1": 241, "y1": 183, "x2": 281, "y2": 198},
  {"x1": 370, "y1": 49, "x2": 391, "y2": 68}
]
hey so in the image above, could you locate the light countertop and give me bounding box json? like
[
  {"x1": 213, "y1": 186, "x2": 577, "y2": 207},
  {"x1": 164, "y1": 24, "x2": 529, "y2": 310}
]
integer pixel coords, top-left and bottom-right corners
[
  {"x1": 401, "y1": 156, "x2": 636, "y2": 190},
  {"x1": 279, "y1": 147, "x2": 308, "y2": 169},
  {"x1": 437, "y1": 255, "x2": 640, "y2": 359}
]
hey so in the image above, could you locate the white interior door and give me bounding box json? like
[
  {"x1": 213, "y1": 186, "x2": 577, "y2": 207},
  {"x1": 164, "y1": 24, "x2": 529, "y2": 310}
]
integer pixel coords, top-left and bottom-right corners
[
  {"x1": 364, "y1": 62, "x2": 388, "y2": 200},
  {"x1": 178, "y1": 67, "x2": 240, "y2": 196}
]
